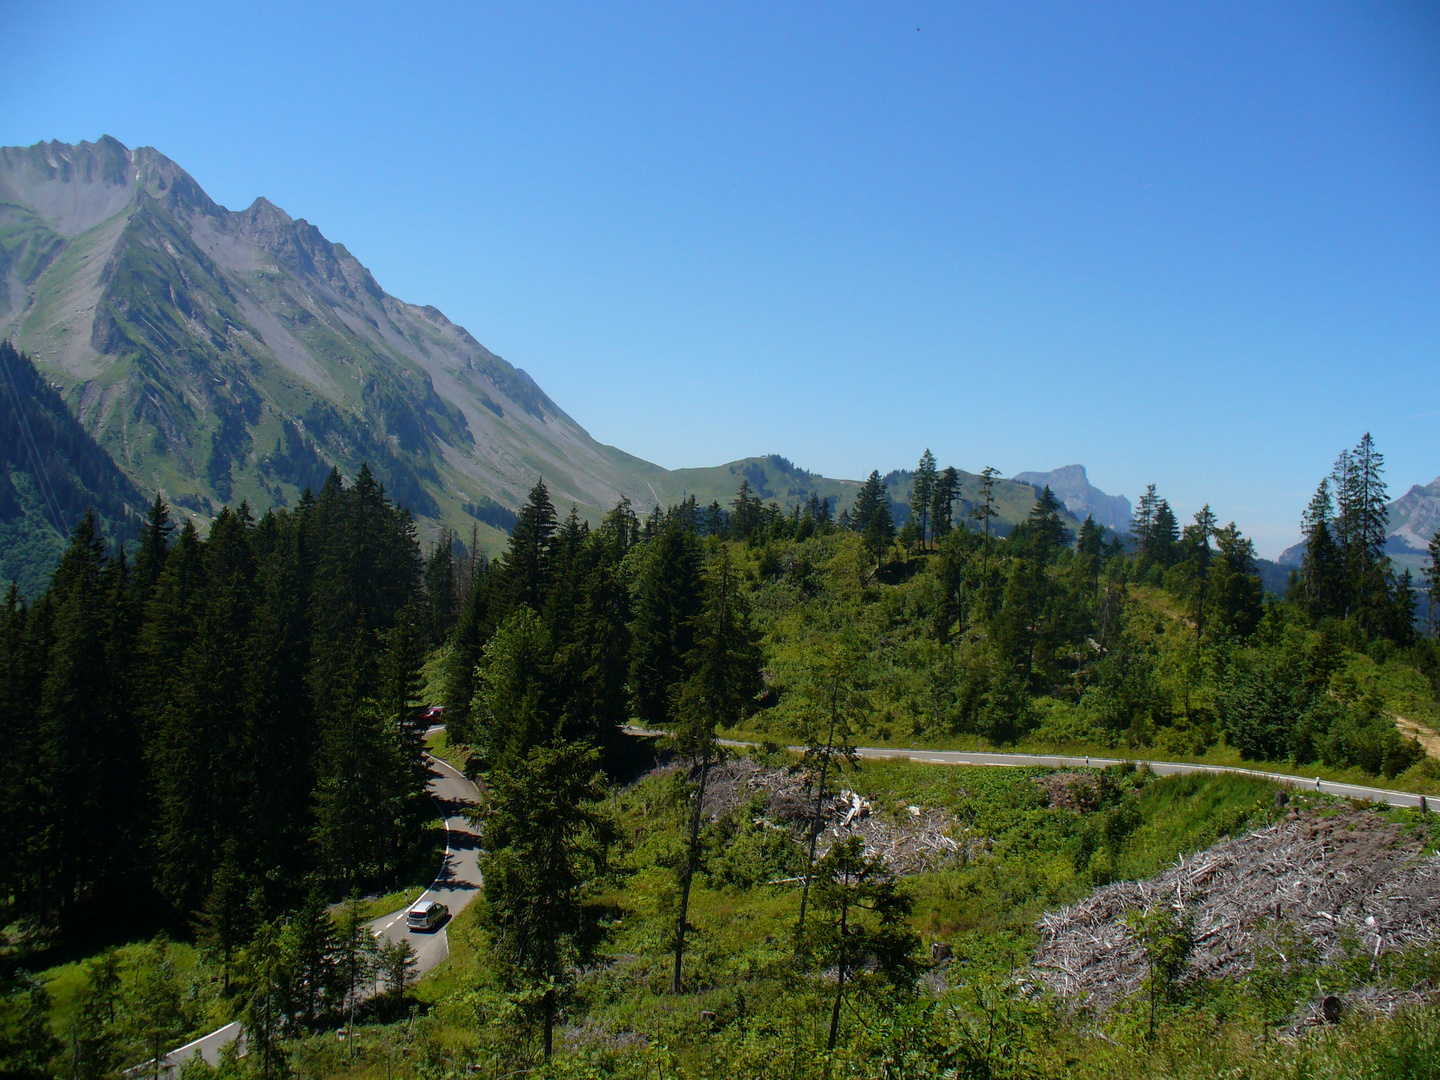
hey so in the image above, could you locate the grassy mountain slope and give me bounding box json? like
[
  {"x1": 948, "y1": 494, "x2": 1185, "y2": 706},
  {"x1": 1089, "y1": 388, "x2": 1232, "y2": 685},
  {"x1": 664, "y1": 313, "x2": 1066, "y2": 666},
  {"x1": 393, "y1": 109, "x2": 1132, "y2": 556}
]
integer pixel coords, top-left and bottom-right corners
[
  {"x1": 0, "y1": 340, "x2": 143, "y2": 595},
  {"x1": 1, "y1": 137, "x2": 1117, "y2": 566},
  {"x1": 652, "y1": 454, "x2": 1087, "y2": 535},
  {"x1": 0, "y1": 136, "x2": 675, "y2": 549}
]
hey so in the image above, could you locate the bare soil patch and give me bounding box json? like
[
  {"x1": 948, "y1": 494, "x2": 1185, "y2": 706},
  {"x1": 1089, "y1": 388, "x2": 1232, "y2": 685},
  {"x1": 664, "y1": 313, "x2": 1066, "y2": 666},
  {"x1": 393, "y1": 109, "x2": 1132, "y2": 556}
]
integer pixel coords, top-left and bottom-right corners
[{"x1": 1393, "y1": 713, "x2": 1440, "y2": 759}]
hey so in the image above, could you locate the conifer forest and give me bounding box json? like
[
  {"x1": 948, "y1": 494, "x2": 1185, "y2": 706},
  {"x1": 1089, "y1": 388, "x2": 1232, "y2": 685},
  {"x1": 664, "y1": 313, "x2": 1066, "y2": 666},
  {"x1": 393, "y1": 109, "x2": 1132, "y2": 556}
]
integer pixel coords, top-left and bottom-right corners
[{"x1": 3, "y1": 434, "x2": 1440, "y2": 1080}]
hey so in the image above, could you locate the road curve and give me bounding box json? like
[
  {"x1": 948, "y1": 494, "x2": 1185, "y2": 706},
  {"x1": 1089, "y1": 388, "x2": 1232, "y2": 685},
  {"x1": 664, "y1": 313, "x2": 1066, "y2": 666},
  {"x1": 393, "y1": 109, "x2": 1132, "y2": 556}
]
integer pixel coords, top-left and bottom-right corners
[
  {"x1": 843, "y1": 746, "x2": 1439, "y2": 812},
  {"x1": 135, "y1": 749, "x2": 481, "y2": 1077},
  {"x1": 632, "y1": 726, "x2": 1439, "y2": 814},
  {"x1": 366, "y1": 751, "x2": 483, "y2": 977}
]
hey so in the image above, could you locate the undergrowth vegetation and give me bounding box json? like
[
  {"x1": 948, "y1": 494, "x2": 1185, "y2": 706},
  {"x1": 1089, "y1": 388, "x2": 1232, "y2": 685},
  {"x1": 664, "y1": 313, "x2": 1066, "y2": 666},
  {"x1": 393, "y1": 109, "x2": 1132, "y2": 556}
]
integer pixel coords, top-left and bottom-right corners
[{"x1": 264, "y1": 757, "x2": 1440, "y2": 1079}]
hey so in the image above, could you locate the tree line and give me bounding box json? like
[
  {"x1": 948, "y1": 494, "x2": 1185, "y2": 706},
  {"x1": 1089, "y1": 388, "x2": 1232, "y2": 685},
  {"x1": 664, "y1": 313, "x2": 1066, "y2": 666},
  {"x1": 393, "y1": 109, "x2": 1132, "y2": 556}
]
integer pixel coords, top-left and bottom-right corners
[
  {"x1": 0, "y1": 465, "x2": 432, "y2": 954},
  {"x1": 4, "y1": 432, "x2": 1436, "y2": 1073}
]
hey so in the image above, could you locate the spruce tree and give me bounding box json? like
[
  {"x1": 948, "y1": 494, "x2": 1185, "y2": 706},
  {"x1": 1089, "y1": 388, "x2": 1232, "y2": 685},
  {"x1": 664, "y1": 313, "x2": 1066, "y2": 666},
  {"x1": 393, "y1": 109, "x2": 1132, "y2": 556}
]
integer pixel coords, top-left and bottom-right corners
[
  {"x1": 1210, "y1": 524, "x2": 1264, "y2": 639},
  {"x1": 377, "y1": 605, "x2": 430, "y2": 868},
  {"x1": 194, "y1": 841, "x2": 254, "y2": 992},
  {"x1": 150, "y1": 507, "x2": 256, "y2": 918},
  {"x1": 1024, "y1": 486, "x2": 1070, "y2": 557},
  {"x1": 481, "y1": 740, "x2": 611, "y2": 1058},
  {"x1": 443, "y1": 559, "x2": 492, "y2": 746},
  {"x1": 971, "y1": 466, "x2": 1000, "y2": 574},
  {"x1": 240, "y1": 916, "x2": 295, "y2": 1079},
  {"x1": 279, "y1": 888, "x2": 340, "y2": 1029},
  {"x1": 1347, "y1": 434, "x2": 1391, "y2": 637},
  {"x1": 38, "y1": 513, "x2": 122, "y2": 919},
  {"x1": 242, "y1": 509, "x2": 314, "y2": 890},
  {"x1": 670, "y1": 547, "x2": 761, "y2": 993},
  {"x1": 423, "y1": 526, "x2": 458, "y2": 645},
  {"x1": 1131, "y1": 484, "x2": 1160, "y2": 553},
  {"x1": 850, "y1": 471, "x2": 888, "y2": 533},
  {"x1": 732, "y1": 479, "x2": 763, "y2": 541},
  {"x1": 862, "y1": 503, "x2": 897, "y2": 570},
  {"x1": 1150, "y1": 500, "x2": 1179, "y2": 567},
  {"x1": 1392, "y1": 569, "x2": 1417, "y2": 646},
  {"x1": 811, "y1": 837, "x2": 918, "y2": 1051},
  {"x1": 628, "y1": 516, "x2": 703, "y2": 727},
  {"x1": 1188, "y1": 504, "x2": 1217, "y2": 651},
  {"x1": 562, "y1": 543, "x2": 632, "y2": 750},
  {"x1": 312, "y1": 699, "x2": 405, "y2": 888},
  {"x1": 909, "y1": 450, "x2": 938, "y2": 549},
  {"x1": 0, "y1": 585, "x2": 40, "y2": 919},
  {"x1": 132, "y1": 494, "x2": 174, "y2": 594},
  {"x1": 470, "y1": 606, "x2": 554, "y2": 769},
  {"x1": 497, "y1": 479, "x2": 557, "y2": 616},
  {"x1": 930, "y1": 466, "x2": 959, "y2": 540},
  {"x1": 1300, "y1": 479, "x2": 1341, "y2": 620}
]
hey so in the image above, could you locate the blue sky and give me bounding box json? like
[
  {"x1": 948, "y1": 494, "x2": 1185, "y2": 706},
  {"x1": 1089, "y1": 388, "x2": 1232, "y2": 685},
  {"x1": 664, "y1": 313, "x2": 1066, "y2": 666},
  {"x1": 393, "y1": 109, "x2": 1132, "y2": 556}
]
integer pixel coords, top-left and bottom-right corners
[{"x1": 4, "y1": 1, "x2": 1437, "y2": 556}]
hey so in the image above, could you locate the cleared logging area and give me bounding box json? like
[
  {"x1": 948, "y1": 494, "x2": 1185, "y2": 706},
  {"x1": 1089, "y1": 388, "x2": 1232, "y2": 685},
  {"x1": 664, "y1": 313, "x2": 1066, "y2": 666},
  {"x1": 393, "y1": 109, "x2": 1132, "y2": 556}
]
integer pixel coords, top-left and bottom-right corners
[{"x1": 1036, "y1": 806, "x2": 1440, "y2": 1017}]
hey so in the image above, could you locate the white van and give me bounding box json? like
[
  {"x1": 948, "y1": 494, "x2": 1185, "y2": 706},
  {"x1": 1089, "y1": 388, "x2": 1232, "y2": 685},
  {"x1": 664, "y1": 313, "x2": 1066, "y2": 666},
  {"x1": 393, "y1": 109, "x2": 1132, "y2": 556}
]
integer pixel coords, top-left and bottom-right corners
[{"x1": 406, "y1": 900, "x2": 448, "y2": 931}]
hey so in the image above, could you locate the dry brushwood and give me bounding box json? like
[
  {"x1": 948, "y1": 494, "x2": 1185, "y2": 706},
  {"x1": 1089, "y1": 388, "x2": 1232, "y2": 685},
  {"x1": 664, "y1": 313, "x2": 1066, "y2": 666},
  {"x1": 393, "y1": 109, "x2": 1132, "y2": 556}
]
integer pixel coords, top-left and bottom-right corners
[
  {"x1": 1033, "y1": 772, "x2": 1105, "y2": 812},
  {"x1": 661, "y1": 756, "x2": 980, "y2": 875},
  {"x1": 1035, "y1": 808, "x2": 1438, "y2": 1014}
]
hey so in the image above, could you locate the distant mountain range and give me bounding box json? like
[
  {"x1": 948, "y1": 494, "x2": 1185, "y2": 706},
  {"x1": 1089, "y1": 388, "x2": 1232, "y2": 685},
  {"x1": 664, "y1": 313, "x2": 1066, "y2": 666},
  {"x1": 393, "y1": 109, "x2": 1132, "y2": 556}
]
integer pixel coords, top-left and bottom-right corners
[
  {"x1": 1011, "y1": 465, "x2": 1132, "y2": 533},
  {"x1": 1278, "y1": 478, "x2": 1440, "y2": 577},
  {"x1": 1, "y1": 137, "x2": 1138, "y2": 583}
]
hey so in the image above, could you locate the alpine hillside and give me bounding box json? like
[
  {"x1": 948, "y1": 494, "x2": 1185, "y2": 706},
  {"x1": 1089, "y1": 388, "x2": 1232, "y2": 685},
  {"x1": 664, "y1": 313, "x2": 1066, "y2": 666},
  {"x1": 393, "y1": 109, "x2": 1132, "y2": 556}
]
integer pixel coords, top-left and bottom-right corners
[
  {"x1": 0, "y1": 137, "x2": 1103, "y2": 559},
  {"x1": 0, "y1": 136, "x2": 675, "y2": 547},
  {"x1": 1279, "y1": 477, "x2": 1440, "y2": 577}
]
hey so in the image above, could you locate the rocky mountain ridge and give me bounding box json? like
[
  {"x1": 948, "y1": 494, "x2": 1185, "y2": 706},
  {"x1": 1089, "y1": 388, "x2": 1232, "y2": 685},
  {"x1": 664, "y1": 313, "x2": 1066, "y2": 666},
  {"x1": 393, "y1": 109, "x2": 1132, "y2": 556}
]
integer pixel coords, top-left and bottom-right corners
[
  {"x1": 0, "y1": 136, "x2": 668, "y2": 546},
  {"x1": 2, "y1": 137, "x2": 1133, "y2": 561},
  {"x1": 1277, "y1": 477, "x2": 1439, "y2": 576},
  {"x1": 1011, "y1": 464, "x2": 1132, "y2": 533}
]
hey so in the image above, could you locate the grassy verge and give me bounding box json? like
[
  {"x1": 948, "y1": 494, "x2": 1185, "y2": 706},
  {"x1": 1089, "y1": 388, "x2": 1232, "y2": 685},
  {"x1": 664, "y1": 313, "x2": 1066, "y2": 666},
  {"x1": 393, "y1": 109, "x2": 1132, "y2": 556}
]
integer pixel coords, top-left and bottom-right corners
[
  {"x1": 411, "y1": 887, "x2": 486, "y2": 1005},
  {"x1": 424, "y1": 728, "x2": 471, "y2": 775},
  {"x1": 39, "y1": 939, "x2": 227, "y2": 1044}
]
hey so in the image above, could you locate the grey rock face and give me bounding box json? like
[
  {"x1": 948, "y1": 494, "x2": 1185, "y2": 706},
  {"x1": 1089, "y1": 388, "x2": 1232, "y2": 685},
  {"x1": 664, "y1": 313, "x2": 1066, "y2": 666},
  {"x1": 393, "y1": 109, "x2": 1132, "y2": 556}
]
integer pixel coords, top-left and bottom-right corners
[
  {"x1": 0, "y1": 137, "x2": 673, "y2": 545},
  {"x1": 1011, "y1": 464, "x2": 1132, "y2": 534}
]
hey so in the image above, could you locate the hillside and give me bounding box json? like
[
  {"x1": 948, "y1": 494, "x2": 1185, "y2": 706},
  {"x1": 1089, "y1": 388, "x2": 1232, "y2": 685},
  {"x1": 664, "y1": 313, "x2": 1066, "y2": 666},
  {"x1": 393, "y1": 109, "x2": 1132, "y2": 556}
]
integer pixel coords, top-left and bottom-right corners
[
  {"x1": 0, "y1": 340, "x2": 142, "y2": 594},
  {"x1": 0, "y1": 136, "x2": 672, "y2": 550},
  {"x1": 1, "y1": 138, "x2": 1125, "y2": 571},
  {"x1": 654, "y1": 454, "x2": 1082, "y2": 537},
  {"x1": 1279, "y1": 476, "x2": 1440, "y2": 577}
]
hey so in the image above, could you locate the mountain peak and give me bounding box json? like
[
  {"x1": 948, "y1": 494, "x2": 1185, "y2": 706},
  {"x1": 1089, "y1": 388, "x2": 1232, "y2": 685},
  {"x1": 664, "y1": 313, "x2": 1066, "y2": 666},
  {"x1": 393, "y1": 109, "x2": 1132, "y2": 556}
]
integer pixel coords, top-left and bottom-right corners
[
  {"x1": 0, "y1": 137, "x2": 217, "y2": 235},
  {"x1": 0, "y1": 136, "x2": 685, "y2": 544},
  {"x1": 1011, "y1": 465, "x2": 1131, "y2": 533}
]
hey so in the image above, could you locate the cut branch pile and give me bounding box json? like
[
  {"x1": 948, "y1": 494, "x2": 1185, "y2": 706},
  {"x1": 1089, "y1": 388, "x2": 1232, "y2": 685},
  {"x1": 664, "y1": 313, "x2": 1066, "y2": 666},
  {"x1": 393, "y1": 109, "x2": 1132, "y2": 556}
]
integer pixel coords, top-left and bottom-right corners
[
  {"x1": 687, "y1": 757, "x2": 977, "y2": 874},
  {"x1": 1033, "y1": 772, "x2": 1104, "y2": 811},
  {"x1": 1035, "y1": 809, "x2": 1436, "y2": 1013}
]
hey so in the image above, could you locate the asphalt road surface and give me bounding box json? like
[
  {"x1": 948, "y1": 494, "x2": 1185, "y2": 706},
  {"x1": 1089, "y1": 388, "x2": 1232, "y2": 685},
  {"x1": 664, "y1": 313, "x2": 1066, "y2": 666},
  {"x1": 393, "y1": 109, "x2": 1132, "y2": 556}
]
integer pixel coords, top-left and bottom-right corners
[
  {"x1": 630, "y1": 727, "x2": 1440, "y2": 813},
  {"x1": 366, "y1": 752, "x2": 483, "y2": 976},
  {"x1": 841, "y1": 746, "x2": 1440, "y2": 812},
  {"x1": 135, "y1": 749, "x2": 481, "y2": 1077}
]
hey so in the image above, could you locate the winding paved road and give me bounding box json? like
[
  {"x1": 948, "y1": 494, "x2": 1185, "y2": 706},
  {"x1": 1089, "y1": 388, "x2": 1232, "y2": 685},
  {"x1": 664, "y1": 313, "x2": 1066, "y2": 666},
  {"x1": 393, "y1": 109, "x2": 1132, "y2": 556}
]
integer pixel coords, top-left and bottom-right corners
[
  {"x1": 628, "y1": 727, "x2": 1439, "y2": 813},
  {"x1": 135, "y1": 747, "x2": 481, "y2": 1077},
  {"x1": 135, "y1": 731, "x2": 1436, "y2": 1074},
  {"x1": 366, "y1": 751, "x2": 483, "y2": 975},
  {"x1": 842, "y1": 746, "x2": 1440, "y2": 812}
]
